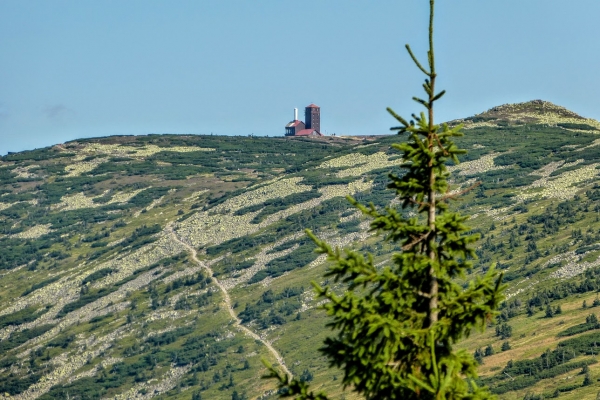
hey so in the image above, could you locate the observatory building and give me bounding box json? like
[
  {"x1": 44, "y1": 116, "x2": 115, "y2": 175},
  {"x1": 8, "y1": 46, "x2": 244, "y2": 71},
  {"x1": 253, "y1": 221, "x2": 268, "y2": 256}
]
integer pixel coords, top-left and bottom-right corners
[{"x1": 285, "y1": 104, "x2": 323, "y2": 137}]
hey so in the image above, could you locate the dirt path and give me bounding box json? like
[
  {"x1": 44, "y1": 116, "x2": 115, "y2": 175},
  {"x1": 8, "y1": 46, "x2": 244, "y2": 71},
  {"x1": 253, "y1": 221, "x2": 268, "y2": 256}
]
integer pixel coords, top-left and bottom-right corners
[{"x1": 167, "y1": 227, "x2": 292, "y2": 378}]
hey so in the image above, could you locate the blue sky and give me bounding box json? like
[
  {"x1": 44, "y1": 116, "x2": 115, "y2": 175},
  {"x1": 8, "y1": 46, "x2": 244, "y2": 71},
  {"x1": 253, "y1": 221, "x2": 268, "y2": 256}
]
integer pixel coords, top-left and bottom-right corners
[{"x1": 1, "y1": 1, "x2": 600, "y2": 154}]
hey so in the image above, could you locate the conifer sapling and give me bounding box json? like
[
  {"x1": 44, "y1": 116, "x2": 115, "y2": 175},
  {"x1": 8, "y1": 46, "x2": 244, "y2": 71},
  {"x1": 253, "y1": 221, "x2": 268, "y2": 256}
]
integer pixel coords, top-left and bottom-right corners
[{"x1": 264, "y1": 1, "x2": 504, "y2": 398}]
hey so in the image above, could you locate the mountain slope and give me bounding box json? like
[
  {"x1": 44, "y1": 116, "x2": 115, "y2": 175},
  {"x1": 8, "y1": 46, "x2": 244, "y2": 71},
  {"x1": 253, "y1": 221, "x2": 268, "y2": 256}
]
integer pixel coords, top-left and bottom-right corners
[
  {"x1": 453, "y1": 99, "x2": 600, "y2": 130},
  {"x1": 0, "y1": 102, "x2": 600, "y2": 399}
]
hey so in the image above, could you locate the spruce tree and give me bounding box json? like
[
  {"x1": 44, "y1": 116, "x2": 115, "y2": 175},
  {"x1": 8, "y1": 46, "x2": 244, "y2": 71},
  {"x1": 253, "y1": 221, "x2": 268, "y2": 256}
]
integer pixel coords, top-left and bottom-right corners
[
  {"x1": 527, "y1": 306, "x2": 535, "y2": 317},
  {"x1": 264, "y1": 1, "x2": 504, "y2": 398},
  {"x1": 474, "y1": 349, "x2": 484, "y2": 366},
  {"x1": 582, "y1": 364, "x2": 590, "y2": 375}
]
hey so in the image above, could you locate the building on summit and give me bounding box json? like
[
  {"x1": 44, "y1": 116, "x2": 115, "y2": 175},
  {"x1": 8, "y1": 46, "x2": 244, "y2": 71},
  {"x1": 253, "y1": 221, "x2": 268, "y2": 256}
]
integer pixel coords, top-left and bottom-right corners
[{"x1": 285, "y1": 104, "x2": 323, "y2": 136}]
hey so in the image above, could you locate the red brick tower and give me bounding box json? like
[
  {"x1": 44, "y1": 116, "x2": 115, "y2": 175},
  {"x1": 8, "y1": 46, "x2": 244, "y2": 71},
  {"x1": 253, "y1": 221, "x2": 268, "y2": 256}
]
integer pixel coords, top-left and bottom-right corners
[{"x1": 305, "y1": 104, "x2": 320, "y2": 133}]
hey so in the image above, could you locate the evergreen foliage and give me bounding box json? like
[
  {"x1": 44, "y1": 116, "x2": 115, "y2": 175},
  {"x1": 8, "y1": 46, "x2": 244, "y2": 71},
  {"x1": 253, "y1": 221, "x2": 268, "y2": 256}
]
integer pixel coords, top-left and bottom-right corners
[
  {"x1": 264, "y1": 1, "x2": 504, "y2": 398},
  {"x1": 495, "y1": 323, "x2": 513, "y2": 340},
  {"x1": 474, "y1": 349, "x2": 484, "y2": 366},
  {"x1": 582, "y1": 373, "x2": 593, "y2": 386},
  {"x1": 556, "y1": 316, "x2": 600, "y2": 338},
  {"x1": 555, "y1": 305, "x2": 562, "y2": 315}
]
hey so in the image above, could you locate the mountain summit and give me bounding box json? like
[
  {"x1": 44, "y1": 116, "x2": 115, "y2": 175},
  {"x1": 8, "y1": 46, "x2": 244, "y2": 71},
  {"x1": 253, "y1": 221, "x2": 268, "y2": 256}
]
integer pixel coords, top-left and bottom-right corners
[{"x1": 452, "y1": 100, "x2": 600, "y2": 130}]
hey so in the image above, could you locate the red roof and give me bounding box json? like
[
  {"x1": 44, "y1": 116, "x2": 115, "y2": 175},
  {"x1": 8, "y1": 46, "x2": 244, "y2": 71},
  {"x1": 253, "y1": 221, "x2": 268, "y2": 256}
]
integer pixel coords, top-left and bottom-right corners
[
  {"x1": 285, "y1": 120, "x2": 303, "y2": 128},
  {"x1": 295, "y1": 129, "x2": 323, "y2": 136},
  {"x1": 306, "y1": 103, "x2": 319, "y2": 108}
]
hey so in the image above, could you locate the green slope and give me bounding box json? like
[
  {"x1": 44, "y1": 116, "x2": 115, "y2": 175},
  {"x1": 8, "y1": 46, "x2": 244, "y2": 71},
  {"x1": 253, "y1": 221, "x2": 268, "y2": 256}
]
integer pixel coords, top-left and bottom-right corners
[{"x1": 1, "y1": 101, "x2": 600, "y2": 399}]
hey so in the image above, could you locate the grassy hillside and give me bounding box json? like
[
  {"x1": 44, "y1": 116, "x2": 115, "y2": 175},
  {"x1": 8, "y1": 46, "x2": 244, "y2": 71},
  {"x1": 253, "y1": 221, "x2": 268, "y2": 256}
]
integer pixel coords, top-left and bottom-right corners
[{"x1": 1, "y1": 101, "x2": 600, "y2": 399}]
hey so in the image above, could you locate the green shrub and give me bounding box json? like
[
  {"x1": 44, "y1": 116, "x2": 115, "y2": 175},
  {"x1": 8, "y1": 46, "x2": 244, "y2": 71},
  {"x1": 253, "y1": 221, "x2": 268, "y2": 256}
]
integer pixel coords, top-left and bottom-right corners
[
  {"x1": 0, "y1": 306, "x2": 49, "y2": 328},
  {"x1": 0, "y1": 324, "x2": 55, "y2": 352},
  {"x1": 81, "y1": 268, "x2": 115, "y2": 285}
]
